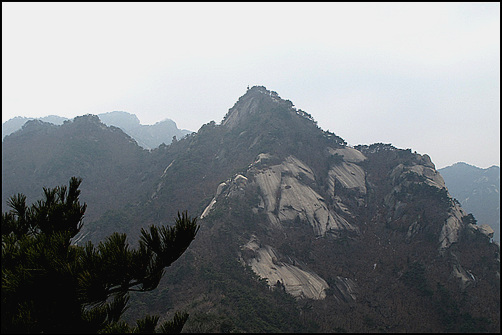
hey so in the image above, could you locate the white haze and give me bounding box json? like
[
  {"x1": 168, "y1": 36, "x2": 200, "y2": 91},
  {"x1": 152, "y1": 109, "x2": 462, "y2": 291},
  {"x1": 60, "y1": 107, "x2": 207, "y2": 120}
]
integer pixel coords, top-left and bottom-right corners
[{"x1": 2, "y1": 2, "x2": 500, "y2": 169}]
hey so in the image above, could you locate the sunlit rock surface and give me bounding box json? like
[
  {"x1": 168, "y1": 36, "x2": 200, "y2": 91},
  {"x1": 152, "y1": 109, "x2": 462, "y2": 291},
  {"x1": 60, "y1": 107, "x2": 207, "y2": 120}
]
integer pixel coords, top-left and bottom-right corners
[
  {"x1": 440, "y1": 204, "x2": 467, "y2": 250},
  {"x1": 328, "y1": 161, "x2": 367, "y2": 194},
  {"x1": 328, "y1": 147, "x2": 367, "y2": 163},
  {"x1": 241, "y1": 235, "x2": 329, "y2": 300},
  {"x1": 250, "y1": 155, "x2": 356, "y2": 235},
  {"x1": 390, "y1": 162, "x2": 446, "y2": 190}
]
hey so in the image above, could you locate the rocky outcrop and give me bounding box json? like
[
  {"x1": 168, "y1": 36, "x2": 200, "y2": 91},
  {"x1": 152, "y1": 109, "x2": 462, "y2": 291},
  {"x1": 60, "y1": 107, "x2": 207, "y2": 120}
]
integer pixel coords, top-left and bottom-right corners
[
  {"x1": 390, "y1": 163, "x2": 446, "y2": 190},
  {"x1": 380, "y1": 155, "x2": 471, "y2": 251},
  {"x1": 239, "y1": 234, "x2": 359, "y2": 302},
  {"x1": 201, "y1": 153, "x2": 357, "y2": 236},
  {"x1": 440, "y1": 205, "x2": 468, "y2": 250},
  {"x1": 328, "y1": 162, "x2": 367, "y2": 194},
  {"x1": 200, "y1": 153, "x2": 360, "y2": 300},
  {"x1": 240, "y1": 235, "x2": 329, "y2": 300},
  {"x1": 200, "y1": 175, "x2": 247, "y2": 219},
  {"x1": 328, "y1": 147, "x2": 367, "y2": 164},
  {"x1": 199, "y1": 144, "x2": 496, "y2": 309},
  {"x1": 249, "y1": 155, "x2": 357, "y2": 236},
  {"x1": 476, "y1": 224, "x2": 495, "y2": 238}
]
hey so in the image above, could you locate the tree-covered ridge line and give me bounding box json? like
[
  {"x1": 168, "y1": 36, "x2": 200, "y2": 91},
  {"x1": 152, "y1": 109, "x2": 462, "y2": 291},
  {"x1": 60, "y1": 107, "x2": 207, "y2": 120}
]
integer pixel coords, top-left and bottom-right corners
[
  {"x1": 1, "y1": 177, "x2": 199, "y2": 333},
  {"x1": 2, "y1": 111, "x2": 193, "y2": 149}
]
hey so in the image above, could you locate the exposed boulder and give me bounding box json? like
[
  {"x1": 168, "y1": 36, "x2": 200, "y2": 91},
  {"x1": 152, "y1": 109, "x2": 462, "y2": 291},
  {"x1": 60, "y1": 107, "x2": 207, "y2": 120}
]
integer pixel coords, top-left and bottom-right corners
[
  {"x1": 389, "y1": 163, "x2": 446, "y2": 190},
  {"x1": 478, "y1": 224, "x2": 495, "y2": 238},
  {"x1": 328, "y1": 146, "x2": 367, "y2": 163},
  {"x1": 240, "y1": 235, "x2": 329, "y2": 300},
  {"x1": 467, "y1": 223, "x2": 495, "y2": 239}
]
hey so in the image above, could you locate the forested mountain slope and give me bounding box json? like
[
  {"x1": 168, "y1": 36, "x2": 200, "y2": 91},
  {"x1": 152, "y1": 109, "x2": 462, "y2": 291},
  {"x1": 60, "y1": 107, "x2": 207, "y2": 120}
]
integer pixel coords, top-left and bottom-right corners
[
  {"x1": 2, "y1": 111, "x2": 191, "y2": 149},
  {"x1": 2, "y1": 86, "x2": 499, "y2": 332}
]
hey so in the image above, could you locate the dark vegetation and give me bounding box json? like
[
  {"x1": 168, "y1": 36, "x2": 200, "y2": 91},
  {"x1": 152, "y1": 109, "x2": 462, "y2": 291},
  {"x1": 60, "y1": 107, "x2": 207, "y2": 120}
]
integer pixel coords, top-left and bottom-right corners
[
  {"x1": 1, "y1": 177, "x2": 199, "y2": 333},
  {"x1": 1, "y1": 115, "x2": 158, "y2": 224}
]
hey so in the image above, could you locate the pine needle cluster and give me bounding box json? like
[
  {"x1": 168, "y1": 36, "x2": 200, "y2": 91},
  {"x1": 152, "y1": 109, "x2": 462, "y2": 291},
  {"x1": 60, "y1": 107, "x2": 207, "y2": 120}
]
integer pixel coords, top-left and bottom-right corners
[{"x1": 1, "y1": 177, "x2": 199, "y2": 333}]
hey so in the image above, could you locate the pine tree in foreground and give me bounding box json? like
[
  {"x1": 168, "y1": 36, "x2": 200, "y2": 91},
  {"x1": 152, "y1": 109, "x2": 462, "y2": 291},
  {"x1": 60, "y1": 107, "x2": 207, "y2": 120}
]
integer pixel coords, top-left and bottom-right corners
[{"x1": 1, "y1": 177, "x2": 199, "y2": 333}]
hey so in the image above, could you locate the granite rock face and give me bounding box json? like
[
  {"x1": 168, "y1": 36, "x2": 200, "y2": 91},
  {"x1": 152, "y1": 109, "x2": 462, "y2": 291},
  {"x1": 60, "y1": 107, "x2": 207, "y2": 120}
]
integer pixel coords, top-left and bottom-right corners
[
  {"x1": 240, "y1": 235, "x2": 329, "y2": 300},
  {"x1": 200, "y1": 142, "x2": 491, "y2": 301}
]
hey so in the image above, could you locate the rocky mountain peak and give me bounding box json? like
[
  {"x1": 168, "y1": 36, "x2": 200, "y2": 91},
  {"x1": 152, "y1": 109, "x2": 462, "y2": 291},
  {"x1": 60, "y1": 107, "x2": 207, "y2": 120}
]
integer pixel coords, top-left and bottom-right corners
[
  {"x1": 2, "y1": 86, "x2": 499, "y2": 332},
  {"x1": 222, "y1": 85, "x2": 302, "y2": 130}
]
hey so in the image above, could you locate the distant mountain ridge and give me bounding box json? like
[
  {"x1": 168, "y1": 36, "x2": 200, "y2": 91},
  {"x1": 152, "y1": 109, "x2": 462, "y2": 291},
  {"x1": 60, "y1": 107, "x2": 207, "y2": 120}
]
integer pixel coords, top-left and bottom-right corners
[
  {"x1": 439, "y1": 162, "x2": 500, "y2": 242},
  {"x1": 2, "y1": 111, "x2": 192, "y2": 149},
  {"x1": 2, "y1": 115, "x2": 68, "y2": 139},
  {"x1": 97, "y1": 111, "x2": 192, "y2": 149}
]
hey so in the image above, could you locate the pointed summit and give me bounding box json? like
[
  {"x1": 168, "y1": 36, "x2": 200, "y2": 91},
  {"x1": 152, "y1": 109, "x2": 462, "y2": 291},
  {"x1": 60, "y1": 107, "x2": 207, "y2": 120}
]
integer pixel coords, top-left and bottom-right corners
[
  {"x1": 221, "y1": 85, "x2": 346, "y2": 150},
  {"x1": 222, "y1": 86, "x2": 296, "y2": 130}
]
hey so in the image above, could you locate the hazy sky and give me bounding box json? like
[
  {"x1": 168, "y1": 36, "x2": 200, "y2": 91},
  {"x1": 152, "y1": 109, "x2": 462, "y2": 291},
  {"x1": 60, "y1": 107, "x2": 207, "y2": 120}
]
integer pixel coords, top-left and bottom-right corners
[{"x1": 2, "y1": 2, "x2": 500, "y2": 169}]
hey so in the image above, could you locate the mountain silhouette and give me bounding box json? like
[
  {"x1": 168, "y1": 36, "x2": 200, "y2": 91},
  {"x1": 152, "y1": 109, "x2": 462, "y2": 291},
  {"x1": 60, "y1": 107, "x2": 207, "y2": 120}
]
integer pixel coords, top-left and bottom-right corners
[{"x1": 2, "y1": 86, "x2": 499, "y2": 332}]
